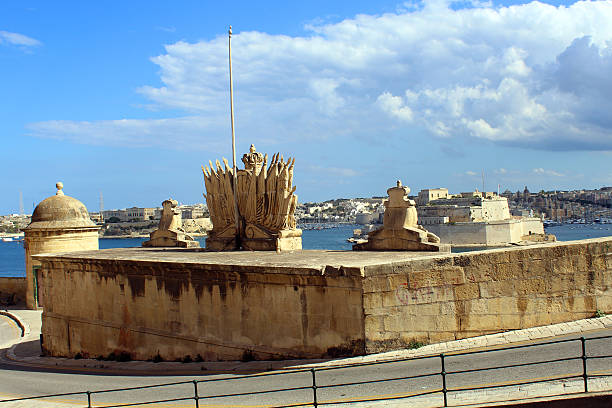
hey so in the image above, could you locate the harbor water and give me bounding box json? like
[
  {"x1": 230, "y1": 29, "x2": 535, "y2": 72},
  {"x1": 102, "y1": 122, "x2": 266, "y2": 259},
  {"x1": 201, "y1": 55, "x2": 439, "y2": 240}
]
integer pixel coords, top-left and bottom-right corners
[{"x1": 1, "y1": 223, "x2": 611, "y2": 277}]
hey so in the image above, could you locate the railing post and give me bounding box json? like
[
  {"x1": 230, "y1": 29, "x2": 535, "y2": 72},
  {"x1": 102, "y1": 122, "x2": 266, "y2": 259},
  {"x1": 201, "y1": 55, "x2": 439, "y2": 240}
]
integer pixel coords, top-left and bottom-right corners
[
  {"x1": 440, "y1": 354, "x2": 448, "y2": 407},
  {"x1": 581, "y1": 337, "x2": 588, "y2": 393},
  {"x1": 311, "y1": 368, "x2": 318, "y2": 408},
  {"x1": 86, "y1": 391, "x2": 92, "y2": 408},
  {"x1": 193, "y1": 380, "x2": 200, "y2": 408}
]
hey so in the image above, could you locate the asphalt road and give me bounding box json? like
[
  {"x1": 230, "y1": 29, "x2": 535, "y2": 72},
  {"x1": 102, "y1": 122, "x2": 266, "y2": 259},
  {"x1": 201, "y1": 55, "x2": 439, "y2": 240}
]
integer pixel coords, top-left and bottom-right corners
[
  {"x1": 0, "y1": 315, "x2": 20, "y2": 348},
  {"x1": 1, "y1": 329, "x2": 612, "y2": 407}
]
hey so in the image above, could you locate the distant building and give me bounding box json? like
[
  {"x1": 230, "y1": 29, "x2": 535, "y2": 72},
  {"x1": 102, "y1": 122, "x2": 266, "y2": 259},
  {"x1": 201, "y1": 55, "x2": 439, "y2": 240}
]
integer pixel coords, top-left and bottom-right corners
[
  {"x1": 416, "y1": 188, "x2": 545, "y2": 246},
  {"x1": 416, "y1": 188, "x2": 449, "y2": 205},
  {"x1": 102, "y1": 207, "x2": 159, "y2": 222}
]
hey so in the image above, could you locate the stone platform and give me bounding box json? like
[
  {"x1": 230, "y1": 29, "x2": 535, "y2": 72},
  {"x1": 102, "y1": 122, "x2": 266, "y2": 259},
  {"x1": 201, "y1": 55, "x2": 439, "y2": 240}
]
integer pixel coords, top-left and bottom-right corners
[{"x1": 33, "y1": 237, "x2": 612, "y2": 362}]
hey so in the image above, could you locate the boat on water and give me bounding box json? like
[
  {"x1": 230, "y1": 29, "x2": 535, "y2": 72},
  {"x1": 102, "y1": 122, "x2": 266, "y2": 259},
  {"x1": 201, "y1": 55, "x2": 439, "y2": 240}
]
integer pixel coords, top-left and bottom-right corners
[{"x1": 1, "y1": 236, "x2": 24, "y2": 242}]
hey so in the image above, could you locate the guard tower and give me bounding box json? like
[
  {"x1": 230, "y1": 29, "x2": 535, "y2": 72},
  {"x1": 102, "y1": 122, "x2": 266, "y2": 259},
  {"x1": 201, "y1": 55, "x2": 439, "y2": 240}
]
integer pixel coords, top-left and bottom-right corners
[{"x1": 23, "y1": 182, "x2": 100, "y2": 309}]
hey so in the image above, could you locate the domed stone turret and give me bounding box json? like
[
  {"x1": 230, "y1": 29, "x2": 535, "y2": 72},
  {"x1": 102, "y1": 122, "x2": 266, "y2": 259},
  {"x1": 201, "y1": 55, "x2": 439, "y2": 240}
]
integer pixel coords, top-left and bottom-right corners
[
  {"x1": 25, "y1": 182, "x2": 97, "y2": 230},
  {"x1": 23, "y1": 182, "x2": 100, "y2": 309}
]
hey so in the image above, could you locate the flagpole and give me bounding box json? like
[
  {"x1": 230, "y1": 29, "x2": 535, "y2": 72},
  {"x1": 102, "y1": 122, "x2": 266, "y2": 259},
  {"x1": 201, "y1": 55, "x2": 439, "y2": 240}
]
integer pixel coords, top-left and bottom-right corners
[{"x1": 229, "y1": 25, "x2": 241, "y2": 249}]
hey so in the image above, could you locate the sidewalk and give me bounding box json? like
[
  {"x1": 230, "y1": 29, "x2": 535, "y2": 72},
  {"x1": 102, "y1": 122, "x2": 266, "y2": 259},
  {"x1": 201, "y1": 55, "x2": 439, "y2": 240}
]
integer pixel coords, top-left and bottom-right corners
[{"x1": 3, "y1": 309, "x2": 612, "y2": 374}]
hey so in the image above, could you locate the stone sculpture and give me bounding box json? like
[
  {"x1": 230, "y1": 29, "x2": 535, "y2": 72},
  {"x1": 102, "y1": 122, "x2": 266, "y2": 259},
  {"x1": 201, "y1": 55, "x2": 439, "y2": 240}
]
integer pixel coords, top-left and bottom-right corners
[
  {"x1": 142, "y1": 199, "x2": 200, "y2": 248},
  {"x1": 353, "y1": 181, "x2": 447, "y2": 252},
  {"x1": 203, "y1": 144, "x2": 302, "y2": 251}
]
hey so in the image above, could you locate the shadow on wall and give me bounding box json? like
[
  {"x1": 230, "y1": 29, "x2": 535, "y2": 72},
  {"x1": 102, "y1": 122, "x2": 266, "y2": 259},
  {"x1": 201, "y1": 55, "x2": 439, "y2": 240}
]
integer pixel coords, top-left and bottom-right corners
[{"x1": 0, "y1": 277, "x2": 27, "y2": 306}]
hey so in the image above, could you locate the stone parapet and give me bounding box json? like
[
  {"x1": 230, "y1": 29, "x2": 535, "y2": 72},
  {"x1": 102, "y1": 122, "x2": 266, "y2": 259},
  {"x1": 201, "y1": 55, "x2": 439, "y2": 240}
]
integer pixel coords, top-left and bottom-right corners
[
  {"x1": 363, "y1": 237, "x2": 612, "y2": 353},
  {"x1": 33, "y1": 237, "x2": 612, "y2": 361}
]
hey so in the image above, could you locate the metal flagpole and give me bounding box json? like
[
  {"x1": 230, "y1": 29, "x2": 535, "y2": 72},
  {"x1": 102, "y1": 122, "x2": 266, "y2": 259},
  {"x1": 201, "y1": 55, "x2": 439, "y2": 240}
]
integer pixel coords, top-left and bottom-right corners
[{"x1": 229, "y1": 25, "x2": 241, "y2": 249}]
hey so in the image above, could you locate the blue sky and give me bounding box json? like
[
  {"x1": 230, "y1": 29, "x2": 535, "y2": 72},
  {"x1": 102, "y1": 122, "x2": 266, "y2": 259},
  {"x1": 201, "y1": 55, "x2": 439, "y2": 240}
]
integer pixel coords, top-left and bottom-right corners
[{"x1": 2, "y1": 0, "x2": 612, "y2": 215}]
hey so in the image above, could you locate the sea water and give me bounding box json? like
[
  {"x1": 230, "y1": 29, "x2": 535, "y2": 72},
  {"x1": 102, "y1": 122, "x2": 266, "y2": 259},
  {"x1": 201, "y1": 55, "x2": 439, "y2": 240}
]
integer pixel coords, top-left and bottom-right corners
[{"x1": 1, "y1": 223, "x2": 610, "y2": 277}]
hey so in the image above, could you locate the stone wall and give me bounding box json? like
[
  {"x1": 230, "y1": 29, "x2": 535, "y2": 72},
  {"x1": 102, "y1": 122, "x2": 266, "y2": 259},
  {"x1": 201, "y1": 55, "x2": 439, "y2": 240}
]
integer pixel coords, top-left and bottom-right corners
[
  {"x1": 35, "y1": 238, "x2": 612, "y2": 361},
  {"x1": 37, "y1": 255, "x2": 364, "y2": 361},
  {"x1": 0, "y1": 277, "x2": 26, "y2": 306},
  {"x1": 24, "y1": 229, "x2": 99, "y2": 309},
  {"x1": 363, "y1": 237, "x2": 612, "y2": 353}
]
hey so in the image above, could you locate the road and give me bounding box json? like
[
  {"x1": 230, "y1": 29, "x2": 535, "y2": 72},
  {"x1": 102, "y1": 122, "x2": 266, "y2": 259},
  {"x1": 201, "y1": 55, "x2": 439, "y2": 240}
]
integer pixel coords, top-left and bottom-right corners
[
  {"x1": 0, "y1": 329, "x2": 611, "y2": 407},
  {"x1": 0, "y1": 315, "x2": 20, "y2": 348}
]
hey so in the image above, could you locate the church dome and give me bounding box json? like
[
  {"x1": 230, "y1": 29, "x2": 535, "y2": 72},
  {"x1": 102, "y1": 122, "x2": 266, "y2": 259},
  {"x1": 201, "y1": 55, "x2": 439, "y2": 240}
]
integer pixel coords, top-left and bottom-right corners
[{"x1": 25, "y1": 182, "x2": 98, "y2": 230}]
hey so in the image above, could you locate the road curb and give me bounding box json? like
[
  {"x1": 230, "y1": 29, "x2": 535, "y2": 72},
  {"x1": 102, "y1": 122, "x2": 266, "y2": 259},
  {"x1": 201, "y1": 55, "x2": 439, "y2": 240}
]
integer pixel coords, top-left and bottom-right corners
[
  {"x1": 0, "y1": 310, "x2": 25, "y2": 337},
  {"x1": 2, "y1": 314, "x2": 612, "y2": 375}
]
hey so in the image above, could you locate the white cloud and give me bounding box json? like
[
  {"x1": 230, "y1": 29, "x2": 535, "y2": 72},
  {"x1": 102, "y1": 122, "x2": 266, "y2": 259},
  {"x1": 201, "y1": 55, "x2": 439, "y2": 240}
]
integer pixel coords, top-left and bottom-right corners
[
  {"x1": 465, "y1": 170, "x2": 478, "y2": 176},
  {"x1": 376, "y1": 92, "x2": 413, "y2": 122},
  {"x1": 28, "y1": 1, "x2": 612, "y2": 151},
  {"x1": 533, "y1": 168, "x2": 565, "y2": 177},
  {"x1": 309, "y1": 165, "x2": 359, "y2": 177},
  {"x1": 25, "y1": 117, "x2": 226, "y2": 151},
  {"x1": 0, "y1": 30, "x2": 41, "y2": 47}
]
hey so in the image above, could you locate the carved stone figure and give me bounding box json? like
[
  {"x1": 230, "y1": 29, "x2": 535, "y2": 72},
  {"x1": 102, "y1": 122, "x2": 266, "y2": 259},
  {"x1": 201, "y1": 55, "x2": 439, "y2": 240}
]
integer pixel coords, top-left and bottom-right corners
[
  {"x1": 142, "y1": 199, "x2": 200, "y2": 248},
  {"x1": 203, "y1": 145, "x2": 302, "y2": 251},
  {"x1": 353, "y1": 181, "x2": 447, "y2": 252}
]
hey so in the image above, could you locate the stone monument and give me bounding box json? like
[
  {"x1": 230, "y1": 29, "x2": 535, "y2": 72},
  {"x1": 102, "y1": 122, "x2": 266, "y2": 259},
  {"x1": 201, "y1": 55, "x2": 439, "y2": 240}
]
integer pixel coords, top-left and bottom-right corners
[
  {"x1": 203, "y1": 145, "x2": 302, "y2": 251},
  {"x1": 353, "y1": 181, "x2": 446, "y2": 252},
  {"x1": 142, "y1": 199, "x2": 200, "y2": 248}
]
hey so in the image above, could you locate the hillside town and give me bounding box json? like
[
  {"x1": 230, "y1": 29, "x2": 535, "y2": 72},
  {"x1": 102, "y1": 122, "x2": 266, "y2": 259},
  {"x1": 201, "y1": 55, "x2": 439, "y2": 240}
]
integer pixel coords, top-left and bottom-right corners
[{"x1": 2, "y1": 186, "x2": 611, "y2": 239}]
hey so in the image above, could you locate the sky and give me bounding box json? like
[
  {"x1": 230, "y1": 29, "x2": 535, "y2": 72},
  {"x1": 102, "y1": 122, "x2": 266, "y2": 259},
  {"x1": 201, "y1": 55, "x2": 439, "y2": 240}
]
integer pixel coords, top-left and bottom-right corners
[{"x1": 2, "y1": 0, "x2": 612, "y2": 214}]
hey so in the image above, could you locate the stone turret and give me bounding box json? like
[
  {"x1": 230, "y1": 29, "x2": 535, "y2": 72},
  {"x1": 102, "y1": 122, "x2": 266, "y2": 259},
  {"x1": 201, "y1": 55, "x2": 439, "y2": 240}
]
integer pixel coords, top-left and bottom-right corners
[{"x1": 23, "y1": 182, "x2": 100, "y2": 309}]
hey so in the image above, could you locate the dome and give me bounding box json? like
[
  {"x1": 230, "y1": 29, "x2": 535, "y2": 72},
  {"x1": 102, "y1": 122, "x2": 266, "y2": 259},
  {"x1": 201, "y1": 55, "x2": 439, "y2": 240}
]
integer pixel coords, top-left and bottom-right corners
[{"x1": 25, "y1": 182, "x2": 98, "y2": 230}]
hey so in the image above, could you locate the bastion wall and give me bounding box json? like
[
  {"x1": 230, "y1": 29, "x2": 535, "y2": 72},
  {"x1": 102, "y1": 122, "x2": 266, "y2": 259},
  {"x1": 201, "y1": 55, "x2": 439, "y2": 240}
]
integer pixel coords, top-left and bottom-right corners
[
  {"x1": 0, "y1": 277, "x2": 26, "y2": 305},
  {"x1": 36, "y1": 252, "x2": 364, "y2": 361},
  {"x1": 35, "y1": 237, "x2": 612, "y2": 361},
  {"x1": 363, "y1": 237, "x2": 612, "y2": 353}
]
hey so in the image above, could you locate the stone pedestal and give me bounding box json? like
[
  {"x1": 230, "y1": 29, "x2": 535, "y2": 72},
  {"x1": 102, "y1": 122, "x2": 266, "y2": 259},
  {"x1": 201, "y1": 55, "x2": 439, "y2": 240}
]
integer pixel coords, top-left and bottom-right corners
[
  {"x1": 142, "y1": 199, "x2": 200, "y2": 248},
  {"x1": 353, "y1": 181, "x2": 447, "y2": 252}
]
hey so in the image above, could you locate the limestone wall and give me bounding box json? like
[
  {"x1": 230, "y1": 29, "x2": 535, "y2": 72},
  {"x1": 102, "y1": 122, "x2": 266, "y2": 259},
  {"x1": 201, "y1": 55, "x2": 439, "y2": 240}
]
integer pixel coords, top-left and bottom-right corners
[
  {"x1": 37, "y1": 256, "x2": 363, "y2": 361},
  {"x1": 24, "y1": 229, "x2": 99, "y2": 309},
  {"x1": 521, "y1": 218, "x2": 545, "y2": 236},
  {"x1": 0, "y1": 277, "x2": 26, "y2": 306},
  {"x1": 427, "y1": 222, "x2": 487, "y2": 245},
  {"x1": 362, "y1": 237, "x2": 612, "y2": 353}
]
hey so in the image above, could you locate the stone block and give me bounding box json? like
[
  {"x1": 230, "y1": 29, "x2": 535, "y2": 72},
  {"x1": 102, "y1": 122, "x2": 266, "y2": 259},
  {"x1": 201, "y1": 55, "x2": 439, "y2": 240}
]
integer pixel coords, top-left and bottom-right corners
[
  {"x1": 382, "y1": 290, "x2": 401, "y2": 308},
  {"x1": 521, "y1": 259, "x2": 548, "y2": 279},
  {"x1": 363, "y1": 292, "x2": 383, "y2": 310},
  {"x1": 439, "y1": 302, "x2": 457, "y2": 315},
  {"x1": 412, "y1": 302, "x2": 440, "y2": 316},
  {"x1": 362, "y1": 277, "x2": 390, "y2": 293},
  {"x1": 454, "y1": 283, "x2": 480, "y2": 300},
  {"x1": 466, "y1": 298, "x2": 490, "y2": 315},
  {"x1": 595, "y1": 295, "x2": 612, "y2": 313},
  {"x1": 463, "y1": 265, "x2": 492, "y2": 283},
  {"x1": 479, "y1": 280, "x2": 516, "y2": 298},
  {"x1": 517, "y1": 278, "x2": 547, "y2": 296},
  {"x1": 590, "y1": 255, "x2": 607, "y2": 271},
  {"x1": 489, "y1": 262, "x2": 517, "y2": 281},
  {"x1": 428, "y1": 331, "x2": 455, "y2": 344},
  {"x1": 435, "y1": 316, "x2": 458, "y2": 332},
  {"x1": 407, "y1": 269, "x2": 442, "y2": 289},
  {"x1": 572, "y1": 255, "x2": 589, "y2": 272},
  {"x1": 441, "y1": 267, "x2": 466, "y2": 285},
  {"x1": 499, "y1": 314, "x2": 521, "y2": 330},
  {"x1": 387, "y1": 274, "x2": 409, "y2": 290},
  {"x1": 364, "y1": 315, "x2": 384, "y2": 333}
]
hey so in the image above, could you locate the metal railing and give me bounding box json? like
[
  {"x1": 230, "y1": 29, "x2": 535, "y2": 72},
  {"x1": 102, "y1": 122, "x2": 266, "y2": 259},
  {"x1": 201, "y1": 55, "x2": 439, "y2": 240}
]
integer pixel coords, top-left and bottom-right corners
[{"x1": 1, "y1": 334, "x2": 611, "y2": 407}]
